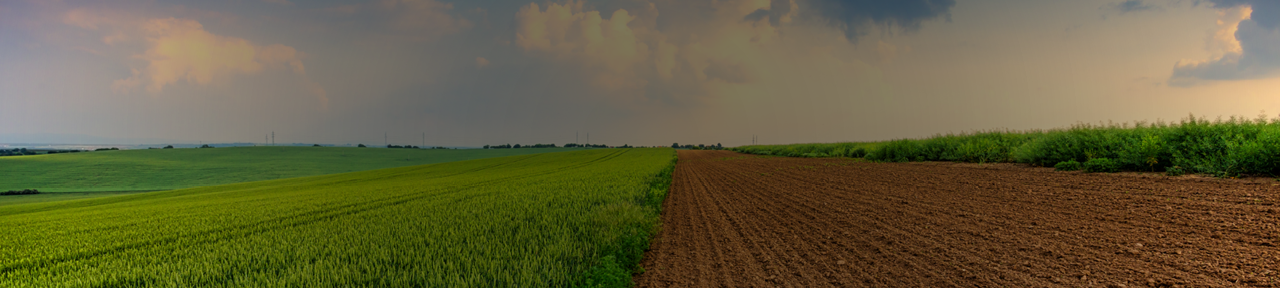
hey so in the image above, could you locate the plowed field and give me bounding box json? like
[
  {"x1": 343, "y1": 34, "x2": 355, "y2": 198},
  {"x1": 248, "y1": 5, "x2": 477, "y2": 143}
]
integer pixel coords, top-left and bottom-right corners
[{"x1": 636, "y1": 150, "x2": 1280, "y2": 287}]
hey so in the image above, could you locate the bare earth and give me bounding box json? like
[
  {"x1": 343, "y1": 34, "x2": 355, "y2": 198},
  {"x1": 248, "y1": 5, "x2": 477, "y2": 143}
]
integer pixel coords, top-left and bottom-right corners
[{"x1": 635, "y1": 150, "x2": 1280, "y2": 287}]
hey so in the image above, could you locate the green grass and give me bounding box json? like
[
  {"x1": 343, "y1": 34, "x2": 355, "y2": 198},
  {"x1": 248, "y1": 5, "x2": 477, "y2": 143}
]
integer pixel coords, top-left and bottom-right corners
[
  {"x1": 0, "y1": 191, "x2": 157, "y2": 207},
  {"x1": 0, "y1": 148, "x2": 675, "y2": 287},
  {"x1": 733, "y1": 115, "x2": 1280, "y2": 177},
  {"x1": 0, "y1": 146, "x2": 584, "y2": 192}
]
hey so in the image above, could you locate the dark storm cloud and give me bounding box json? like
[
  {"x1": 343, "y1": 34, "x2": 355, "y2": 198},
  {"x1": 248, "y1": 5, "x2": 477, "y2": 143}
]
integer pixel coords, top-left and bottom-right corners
[
  {"x1": 1111, "y1": 0, "x2": 1158, "y2": 14},
  {"x1": 802, "y1": 0, "x2": 956, "y2": 42},
  {"x1": 744, "y1": 0, "x2": 792, "y2": 27},
  {"x1": 1171, "y1": 0, "x2": 1280, "y2": 85},
  {"x1": 1207, "y1": 0, "x2": 1279, "y2": 30}
]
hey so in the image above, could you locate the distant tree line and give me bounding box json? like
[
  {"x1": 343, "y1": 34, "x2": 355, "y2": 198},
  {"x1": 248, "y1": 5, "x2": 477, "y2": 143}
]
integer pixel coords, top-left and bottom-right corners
[
  {"x1": 484, "y1": 143, "x2": 640, "y2": 149},
  {"x1": 1, "y1": 189, "x2": 39, "y2": 195},
  {"x1": 1, "y1": 148, "x2": 91, "y2": 156},
  {"x1": 95, "y1": 147, "x2": 121, "y2": 151},
  {"x1": 671, "y1": 143, "x2": 724, "y2": 150},
  {"x1": 385, "y1": 145, "x2": 449, "y2": 149},
  {"x1": 1, "y1": 148, "x2": 33, "y2": 156},
  {"x1": 485, "y1": 143, "x2": 556, "y2": 149},
  {"x1": 563, "y1": 143, "x2": 610, "y2": 148}
]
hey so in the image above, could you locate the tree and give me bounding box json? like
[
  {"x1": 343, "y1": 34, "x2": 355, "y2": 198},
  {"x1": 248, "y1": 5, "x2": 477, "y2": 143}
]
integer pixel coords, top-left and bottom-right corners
[
  {"x1": 717, "y1": 143, "x2": 722, "y2": 149},
  {"x1": 163, "y1": 145, "x2": 174, "y2": 149},
  {"x1": 358, "y1": 144, "x2": 366, "y2": 147},
  {"x1": 313, "y1": 144, "x2": 321, "y2": 147},
  {"x1": 672, "y1": 143, "x2": 679, "y2": 148}
]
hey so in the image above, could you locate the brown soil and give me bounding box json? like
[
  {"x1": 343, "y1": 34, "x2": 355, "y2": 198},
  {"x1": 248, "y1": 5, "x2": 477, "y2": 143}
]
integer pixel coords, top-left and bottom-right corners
[{"x1": 635, "y1": 150, "x2": 1280, "y2": 287}]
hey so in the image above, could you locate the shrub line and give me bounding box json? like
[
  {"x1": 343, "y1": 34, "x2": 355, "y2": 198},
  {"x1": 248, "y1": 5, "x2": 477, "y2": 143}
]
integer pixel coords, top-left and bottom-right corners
[{"x1": 731, "y1": 115, "x2": 1280, "y2": 178}]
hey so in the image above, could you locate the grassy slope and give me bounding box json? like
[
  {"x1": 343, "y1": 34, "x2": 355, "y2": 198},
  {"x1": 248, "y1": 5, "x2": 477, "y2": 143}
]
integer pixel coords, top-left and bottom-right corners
[
  {"x1": 0, "y1": 191, "x2": 154, "y2": 208},
  {"x1": 0, "y1": 146, "x2": 583, "y2": 192},
  {"x1": 0, "y1": 148, "x2": 675, "y2": 287}
]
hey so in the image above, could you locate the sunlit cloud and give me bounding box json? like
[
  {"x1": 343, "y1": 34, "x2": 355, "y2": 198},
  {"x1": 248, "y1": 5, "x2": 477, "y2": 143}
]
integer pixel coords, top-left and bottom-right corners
[
  {"x1": 60, "y1": 9, "x2": 329, "y2": 109},
  {"x1": 515, "y1": 1, "x2": 656, "y2": 92},
  {"x1": 1171, "y1": 1, "x2": 1280, "y2": 85}
]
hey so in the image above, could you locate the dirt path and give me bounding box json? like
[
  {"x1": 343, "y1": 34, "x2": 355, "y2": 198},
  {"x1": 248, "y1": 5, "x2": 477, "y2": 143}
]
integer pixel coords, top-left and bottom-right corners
[{"x1": 635, "y1": 150, "x2": 1280, "y2": 287}]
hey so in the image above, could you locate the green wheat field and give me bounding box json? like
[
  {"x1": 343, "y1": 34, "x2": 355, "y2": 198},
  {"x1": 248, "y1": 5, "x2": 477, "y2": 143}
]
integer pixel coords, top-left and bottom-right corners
[{"x1": 0, "y1": 148, "x2": 674, "y2": 287}]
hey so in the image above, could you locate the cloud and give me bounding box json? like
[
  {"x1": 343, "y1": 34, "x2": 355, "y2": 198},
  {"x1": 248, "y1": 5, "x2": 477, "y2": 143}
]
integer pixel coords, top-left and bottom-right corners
[
  {"x1": 1109, "y1": 0, "x2": 1159, "y2": 14},
  {"x1": 803, "y1": 0, "x2": 956, "y2": 42},
  {"x1": 110, "y1": 18, "x2": 310, "y2": 94},
  {"x1": 63, "y1": 8, "x2": 137, "y2": 45},
  {"x1": 61, "y1": 10, "x2": 329, "y2": 109},
  {"x1": 744, "y1": 0, "x2": 797, "y2": 27},
  {"x1": 379, "y1": 0, "x2": 471, "y2": 39},
  {"x1": 1171, "y1": 1, "x2": 1280, "y2": 85},
  {"x1": 1208, "y1": 0, "x2": 1279, "y2": 29},
  {"x1": 511, "y1": 0, "x2": 926, "y2": 106},
  {"x1": 514, "y1": 1, "x2": 657, "y2": 92},
  {"x1": 263, "y1": 0, "x2": 293, "y2": 5},
  {"x1": 475, "y1": 57, "x2": 490, "y2": 68}
]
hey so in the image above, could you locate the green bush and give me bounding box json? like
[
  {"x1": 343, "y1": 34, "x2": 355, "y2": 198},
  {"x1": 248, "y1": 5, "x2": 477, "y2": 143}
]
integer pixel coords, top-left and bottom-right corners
[
  {"x1": 850, "y1": 147, "x2": 867, "y2": 158},
  {"x1": 866, "y1": 140, "x2": 920, "y2": 162},
  {"x1": 1165, "y1": 166, "x2": 1186, "y2": 176},
  {"x1": 1054, "y1": 160, "x2": 1082, "y2": 171},
  {"x1": 1083, "y1": 158, "x2": 1121, "y2": 173}
]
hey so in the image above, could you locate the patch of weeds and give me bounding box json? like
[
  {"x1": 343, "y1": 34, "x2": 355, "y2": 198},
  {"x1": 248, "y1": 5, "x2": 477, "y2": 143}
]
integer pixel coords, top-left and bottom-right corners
[
  {"x1": 582, "y1": 255, "x2": 629, "y2": 287},
  {"x1": 1054, "y1": 160, "x2": 1082, "y2": 171},
  {"x1": 1083, "y1": 158, "x2": 1121, "y2": 173},
  {"x1": 1165, "y1": 166, "x2": 1186, "y2": 176}
]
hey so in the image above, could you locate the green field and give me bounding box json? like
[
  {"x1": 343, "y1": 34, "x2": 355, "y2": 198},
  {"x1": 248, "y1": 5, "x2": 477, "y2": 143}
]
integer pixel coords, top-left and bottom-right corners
[
  {"x1": 0, "y1": 191, "x2": 155, "y2": 208},
  {"x1": 0, "y1": 146, "x2": 583, "y2": 192},
  {"x1": 0, "y1": 148, "x2": 674, "y2": 286},
  {"x1": 734, "y1": 116, "x2": 1280, "y2": 177}
]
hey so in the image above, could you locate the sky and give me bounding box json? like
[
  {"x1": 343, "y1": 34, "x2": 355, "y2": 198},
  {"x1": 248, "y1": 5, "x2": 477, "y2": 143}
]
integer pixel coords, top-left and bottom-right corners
[{"x1": 1, "y1": 0, "x2": 1278, "y2": 147}]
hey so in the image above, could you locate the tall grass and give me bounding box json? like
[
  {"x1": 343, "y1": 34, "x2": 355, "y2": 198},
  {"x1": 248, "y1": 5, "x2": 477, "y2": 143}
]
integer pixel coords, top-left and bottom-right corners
[{"x1": 732, "y1": 115, "x2": 1280, "y2": 177}]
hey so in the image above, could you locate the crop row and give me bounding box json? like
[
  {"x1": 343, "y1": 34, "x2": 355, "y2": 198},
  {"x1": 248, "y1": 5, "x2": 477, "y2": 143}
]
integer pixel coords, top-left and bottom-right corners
[
  {"x1": 733, "y1": 115, "x2": 1280, "y2": 177},
  {"x1": 0, "y1": 148, "x2": 675, "y2": 287}
]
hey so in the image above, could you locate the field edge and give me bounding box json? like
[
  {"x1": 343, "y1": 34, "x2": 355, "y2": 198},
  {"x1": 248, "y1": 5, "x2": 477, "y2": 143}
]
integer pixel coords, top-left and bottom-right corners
[{"x1": 582, "y1": 149, "x2": 677, "y2": 287}]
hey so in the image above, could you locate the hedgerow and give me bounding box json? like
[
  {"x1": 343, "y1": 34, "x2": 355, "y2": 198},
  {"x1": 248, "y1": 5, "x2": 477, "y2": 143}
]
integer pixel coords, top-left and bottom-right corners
[{"x1": 731, "y1": 115, "x2": 1280, "y2": 177}]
